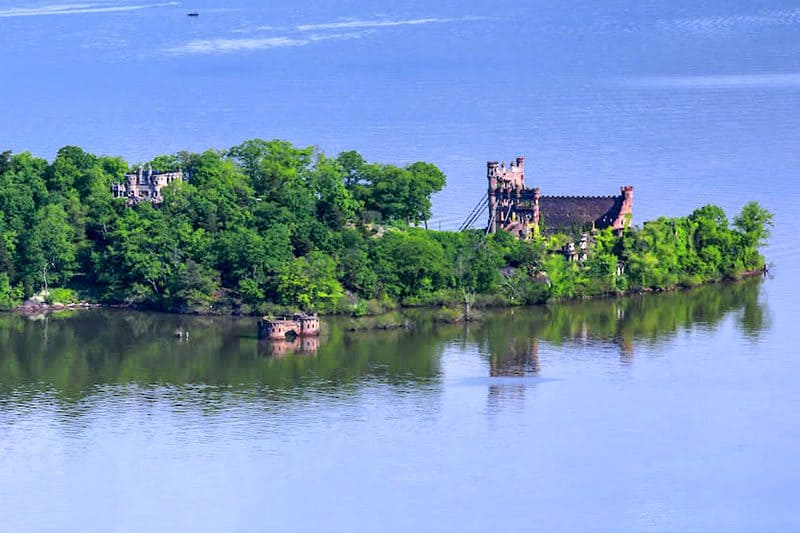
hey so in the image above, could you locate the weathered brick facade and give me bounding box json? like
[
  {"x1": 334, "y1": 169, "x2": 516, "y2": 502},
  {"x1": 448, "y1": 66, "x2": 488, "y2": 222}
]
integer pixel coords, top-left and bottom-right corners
[
  {"x1": 257, "y1": 313, "x2": 321, "y2": 340},
  {"x1": 487, "y1": 156, "x2": 633, "y2": 237}
]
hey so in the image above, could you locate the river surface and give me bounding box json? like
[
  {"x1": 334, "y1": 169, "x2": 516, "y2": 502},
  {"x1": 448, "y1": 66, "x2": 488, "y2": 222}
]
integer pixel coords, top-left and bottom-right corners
[
  {"x1": 2, "y1": 0, "x2": 800, "y2": 531},
  {"x1": 1, "y1": 276, "x2": 798, "y2": 532}
]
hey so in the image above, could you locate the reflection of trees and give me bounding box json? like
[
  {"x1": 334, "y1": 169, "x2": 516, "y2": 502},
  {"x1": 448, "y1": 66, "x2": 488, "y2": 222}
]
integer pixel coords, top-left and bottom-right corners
[
  {"x1": 0, "y1": 311, "x2": 444, "y2": 402},
  {"x1": 0, "y1": 278, "x2": 769, "y2": 404},
  {"x1": 490, "y1": 339, "x2": 540, "y2": 377},
  {"x1": 474, "y1": 277, "x2": 768, "y2": 371}
]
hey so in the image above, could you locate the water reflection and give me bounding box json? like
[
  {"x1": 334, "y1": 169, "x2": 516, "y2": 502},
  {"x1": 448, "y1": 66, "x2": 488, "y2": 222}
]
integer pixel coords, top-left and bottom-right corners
[
  {"x1": 0, "y1": 313, "x2": 444, "y2": 402},
  {"x1": 474, "y1": 276, "x2": 769, "y2": 371},
  {"x1": 0, "y1": 277, "x2": 768, "y2": 405},
  {"x1": 260, "y1": 336, "x2": 320, "y2": 358},
  {"x1": 489, "y1": 339, "x2": 541, "y2": 377}
]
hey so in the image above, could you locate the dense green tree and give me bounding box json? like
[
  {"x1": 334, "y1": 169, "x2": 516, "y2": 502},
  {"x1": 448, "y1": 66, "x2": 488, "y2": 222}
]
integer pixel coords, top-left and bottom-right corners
[
  {"x1": 277, "y1": 252, "x2": 344, "y2": 312},
  {"x1": 357, "y1": 164, "x2": 409, "y2": 223},
  {"x1": 371, "y1": 230, "x2": 447, "y2": 298},
  {"x1": 0, "y1": 142, "x2": 772, "y2": 314},
  {"x1": 24, "y1": 204, "x2": 78, "y2": 293},
  {"x1": 310, "y1": 154, "x2": 360, "y2": 230},
  {"x1": 168, "y1": 259, "x2": 220, "y2": 312},
  {"x1": 227, "y1": 139, "x2": 314, "y2": 201},
  {"x1": 336, "y1": 150, "x2": 367, "y2": 189},
  {"x1": 353, "y1": 162, "x2": 445, "y2": 225},
  {"x1": 46, "y1": 146, "x2": 98, "y2": 197},
  {"x1": 404, "y1": 161, "x2": 446, "y2": 225},
  {"x1": 171, "y1": 150, "x2": 254, "y2": 231},
  {"x1": 337, "y1": 229, "x2": 377, "y2": 296},
  {"x1": 213, "y1": 225, "x2": 292, "y2": 288},
  {"x1": 734, "y1": 202, "x2": 773, "y2": 241},
  {"x1": 0, "y1": 272, "x2": 23, "y2": 310}
]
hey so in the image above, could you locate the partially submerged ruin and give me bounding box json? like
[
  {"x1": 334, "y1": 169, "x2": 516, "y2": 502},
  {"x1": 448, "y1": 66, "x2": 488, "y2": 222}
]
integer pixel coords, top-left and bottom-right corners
[{"x1": 257, "y1": 313, "x2": 321, "y2": 340}]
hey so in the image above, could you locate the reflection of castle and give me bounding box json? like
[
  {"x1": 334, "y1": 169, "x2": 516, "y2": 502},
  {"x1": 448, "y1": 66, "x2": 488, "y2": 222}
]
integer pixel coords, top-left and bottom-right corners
[
  {"x1": 111, "y1": 164, "x2": 184, "y2": 205},
  {"x1": 262, "y1": 336, "x2": 320, "y2": 358},
  {"x1": 490, "y1": 339, "x2": 540, "y2": 376},
  {"x1": 486, "y1": 157, "x2": 634, "y2": 237},
  {"x1": 489, "y1": 331, "x2": 634, "y2": 377}
]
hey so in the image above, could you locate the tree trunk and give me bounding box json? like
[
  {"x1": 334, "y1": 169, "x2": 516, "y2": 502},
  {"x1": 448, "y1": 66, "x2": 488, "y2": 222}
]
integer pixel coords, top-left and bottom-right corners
[
  {"x1": 462, "y1": 289, "x2": 475, "y2": 322},
  {"x1": 41, "y1": 266, "x2": 48, "y2": 297}
]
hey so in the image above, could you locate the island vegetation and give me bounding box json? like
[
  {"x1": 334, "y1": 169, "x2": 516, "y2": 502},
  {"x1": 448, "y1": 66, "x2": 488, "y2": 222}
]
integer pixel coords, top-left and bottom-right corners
[{"x1": 0, "y1": 140, "x2": 773, "y2": 316}]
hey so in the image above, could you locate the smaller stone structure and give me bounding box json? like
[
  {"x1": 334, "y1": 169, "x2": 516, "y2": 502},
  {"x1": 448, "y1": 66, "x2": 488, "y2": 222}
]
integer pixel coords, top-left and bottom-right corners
[
  {"x1": 564, "y1": 233, "x2": 593, "y2": 262},
  {"x1": 111, "y1": 164, "x2": 184, "y2": 205},
  {"x1": 257, "y1": 313, "x2": 321, "y2": 340}
]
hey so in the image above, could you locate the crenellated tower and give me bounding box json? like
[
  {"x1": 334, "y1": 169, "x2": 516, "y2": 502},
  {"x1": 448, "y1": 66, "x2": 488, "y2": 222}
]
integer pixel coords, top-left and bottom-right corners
[{"x1": 487, "y1": 156, "x2": 527, "y2": 234}]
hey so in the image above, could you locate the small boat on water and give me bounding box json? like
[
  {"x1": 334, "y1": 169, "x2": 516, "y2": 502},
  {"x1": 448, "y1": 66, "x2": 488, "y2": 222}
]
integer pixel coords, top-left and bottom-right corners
[{"x1": 187, "y1": 11, "x2": 199, "y2": 17}]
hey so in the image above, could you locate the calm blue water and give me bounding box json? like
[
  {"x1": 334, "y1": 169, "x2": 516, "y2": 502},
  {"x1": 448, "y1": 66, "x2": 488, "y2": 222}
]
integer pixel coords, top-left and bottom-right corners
[
  {"x1": 1, "y1": 1, "x2": 799, "y2": 531},
  {"x1": 2, "y1": 0, "x2": 799, "y2": 232}
]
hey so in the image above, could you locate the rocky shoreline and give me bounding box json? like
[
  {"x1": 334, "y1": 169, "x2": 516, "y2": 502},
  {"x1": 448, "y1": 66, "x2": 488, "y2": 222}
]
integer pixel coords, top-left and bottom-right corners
[{"x1": 14, "y1": 301, "x2": 107, "y2": 314}]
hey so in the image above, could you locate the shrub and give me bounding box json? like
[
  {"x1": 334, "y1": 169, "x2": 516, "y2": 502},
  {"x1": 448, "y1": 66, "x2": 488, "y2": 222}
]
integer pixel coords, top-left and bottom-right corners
[
  {"x1": 0, "y1": 273, "x2": 24, "y2": 310},
  {"x1": 45, "y1": 287, "x2": 79, "y2": 304}
]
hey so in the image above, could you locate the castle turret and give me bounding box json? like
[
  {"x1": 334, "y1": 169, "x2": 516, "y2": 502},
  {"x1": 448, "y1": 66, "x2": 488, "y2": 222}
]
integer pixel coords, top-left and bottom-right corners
[
  {"x1": 613, "y1": 185, "x2": 634, "y2": 233},
  {"x1": 487, "y1": 158, "x2": 526, "y2": 233},
  {"x1": 487, "y1": 161, "x2": 499, "y2": 233}
]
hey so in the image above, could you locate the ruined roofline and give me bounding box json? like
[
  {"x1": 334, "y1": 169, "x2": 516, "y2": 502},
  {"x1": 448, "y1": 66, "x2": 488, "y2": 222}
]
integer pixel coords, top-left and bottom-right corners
[
  {"x1": 125, "y1": 169, "x2": 183, "y2": 176},
  {"x1": 539, "y1": 194, "x2": 620, "y2": 199},
  {"x1": 487, "y1": 156, "x2": 525, "y2": 167}
]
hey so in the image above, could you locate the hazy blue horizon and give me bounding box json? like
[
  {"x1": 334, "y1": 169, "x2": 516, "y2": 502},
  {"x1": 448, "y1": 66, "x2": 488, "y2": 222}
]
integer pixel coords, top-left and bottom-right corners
[{"x1": 2, "y1": 0, "x2": 799, "y2": 231}]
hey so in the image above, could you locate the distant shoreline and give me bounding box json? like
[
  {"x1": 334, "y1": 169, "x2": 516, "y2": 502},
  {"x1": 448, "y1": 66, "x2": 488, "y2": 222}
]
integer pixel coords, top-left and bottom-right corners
[{"x1": 6, "y1": 268, "x2": 767, "y2": 326}]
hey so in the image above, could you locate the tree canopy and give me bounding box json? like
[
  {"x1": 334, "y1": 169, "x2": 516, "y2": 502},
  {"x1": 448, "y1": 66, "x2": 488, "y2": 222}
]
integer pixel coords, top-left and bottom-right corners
[{"x1": 0, "y1": 139, "x2": 772, "y2": 314}]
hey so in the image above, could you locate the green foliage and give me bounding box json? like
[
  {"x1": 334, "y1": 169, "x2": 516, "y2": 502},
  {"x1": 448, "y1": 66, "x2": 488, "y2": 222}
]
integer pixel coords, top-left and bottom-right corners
[
  {"x1": 238, "y1": 278, "x2": 265, "y2": 305},
  {"x1": 168, "y1": 259, "x2": 220, "y2": 312},
  {"x1": 277, "y1": 252, "x2": 345, "y2": 312},
  {"x1": 0, "y1": 273, "x2": 23, "y2": 309},
  {"x1": 349, "y1": 157, "x2": 446, "y2": 225},
  {"x1": 620, "y1": 202, "x2": 771, "y2": 290},
  {"x1": 734, "y1": 201, "x2": 774, "y2": 270},
  {"x1": 45, "y1": 288, "x2": 79, "y2": 304},
  {"x1": 371, "y1": 229, "x2": 447, "y2": 299},
  {"x1": 24, "y1": 204, "x2": 78, "y2": 293},
  {"x1": 0, "y1": 140, "x2": 772, "y2": 315}
]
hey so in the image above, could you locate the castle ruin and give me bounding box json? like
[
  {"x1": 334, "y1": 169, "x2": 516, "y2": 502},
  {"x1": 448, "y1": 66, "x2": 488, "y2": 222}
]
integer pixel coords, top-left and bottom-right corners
[
  {"x1": 257, "y1": 313, "x2": 321, "y2": 340},
  {"x1": 111, "y1": 164, "x2": 184, "y2": 205},
  {"x1": 487, "y1": 157, "x2": 633, "y2": 237}
]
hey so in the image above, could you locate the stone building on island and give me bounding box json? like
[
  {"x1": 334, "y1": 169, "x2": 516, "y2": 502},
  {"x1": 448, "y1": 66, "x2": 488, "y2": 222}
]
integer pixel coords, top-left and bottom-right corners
[
  {"x1": 111, "y1": 164, "x2": 184, "y2": 205},
  {"x1": 257, "y1": 313, "x2": 321, "y2": 340},
  {"x1": 487, "y1": 156, "x2": 633, "y2": 238}
]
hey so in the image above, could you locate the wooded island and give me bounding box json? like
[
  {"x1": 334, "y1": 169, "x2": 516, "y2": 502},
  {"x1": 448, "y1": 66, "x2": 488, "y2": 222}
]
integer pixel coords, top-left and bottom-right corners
[{"x1": 0, "y1": 140, "x2": 772, "y2": 315}]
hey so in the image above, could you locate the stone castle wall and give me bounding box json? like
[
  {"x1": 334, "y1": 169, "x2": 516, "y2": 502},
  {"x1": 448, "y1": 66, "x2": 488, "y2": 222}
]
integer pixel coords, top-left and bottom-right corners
[
  {"x1": 257, "y1": 314, "x2": 321, "y2": 340},
  {"x1": 487, "y1": 156, "x2": 633, "y2": 237}
]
